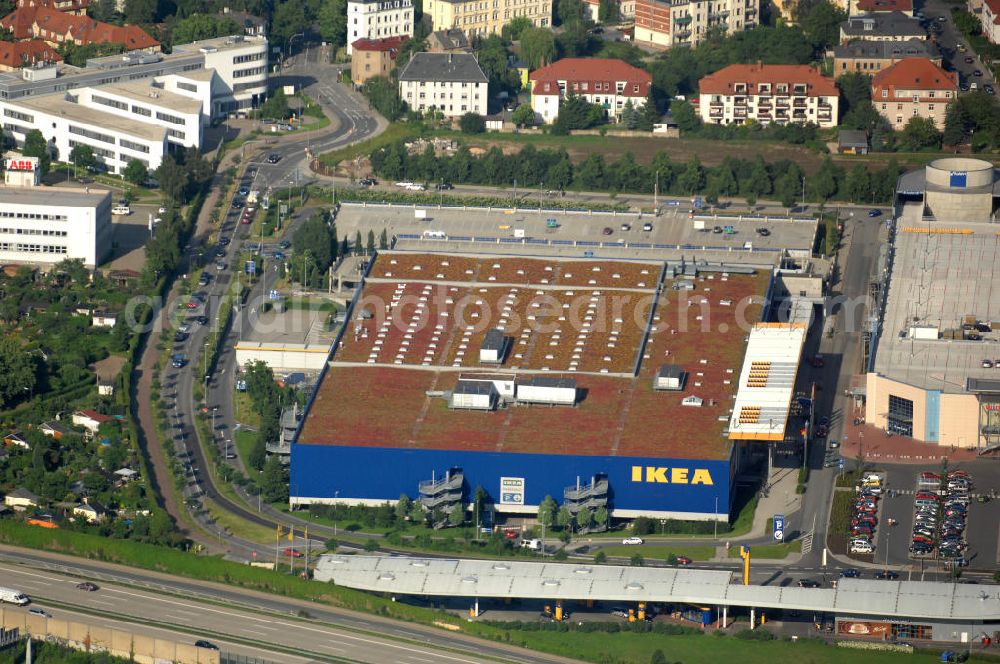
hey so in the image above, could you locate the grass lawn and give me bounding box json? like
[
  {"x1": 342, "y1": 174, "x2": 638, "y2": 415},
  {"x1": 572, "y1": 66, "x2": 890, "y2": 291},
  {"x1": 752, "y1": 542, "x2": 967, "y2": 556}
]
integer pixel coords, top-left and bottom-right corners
[
  {"x1": 285, "y1": 297, "x2": 336, "y2": 311},
  {"x1": 505, "y1": 631, "x2": 960, "y2": 664},
  {"x1": 204, "y1": 497, "x2": 275, "y2": 545},
  {"x1": 320, "y1": 122, "x2": 421, "y2": 169},
  {"x1": 233, "y1": 428, "x2": 257, "y2": 463},
  {"x1": 597, "y1": 545, "x2": 716, "y2": 561},
  {"x1": 726, "y1": 541, "x2": 802, "y2": 559}
]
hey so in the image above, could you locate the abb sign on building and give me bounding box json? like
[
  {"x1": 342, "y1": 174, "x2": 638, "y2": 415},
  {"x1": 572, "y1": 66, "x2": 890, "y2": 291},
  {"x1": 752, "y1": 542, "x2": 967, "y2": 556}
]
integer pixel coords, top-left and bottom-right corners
[{"x1": 4, "y1": 154, "x2": 39, "y2": 187}]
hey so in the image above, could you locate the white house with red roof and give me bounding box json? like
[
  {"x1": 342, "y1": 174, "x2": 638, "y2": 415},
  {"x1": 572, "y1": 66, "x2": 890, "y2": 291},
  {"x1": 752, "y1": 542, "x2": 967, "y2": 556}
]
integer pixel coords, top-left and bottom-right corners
[
  {"x1": 871, "y1": 57, "x2": 957, "y2": 130},
  {"x1": 698, "y1": 63, "x2": 839, "y2": 128},
  {"x1": 983, "y1": 0, "x2": 1000, "y2": 44},
  {"x1": 71, "y1": 409, "x2": 112, "y2": 434},
  {"x1": 529, "y1": 58, "x2": 652, "y2": 124}
]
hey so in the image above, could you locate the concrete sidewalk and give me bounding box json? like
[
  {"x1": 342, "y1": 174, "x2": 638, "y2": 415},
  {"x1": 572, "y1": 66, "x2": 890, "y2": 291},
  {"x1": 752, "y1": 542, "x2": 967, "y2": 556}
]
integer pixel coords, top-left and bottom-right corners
[{"x1": 743, "y1": 465, "x2": 804, "y2": 540}]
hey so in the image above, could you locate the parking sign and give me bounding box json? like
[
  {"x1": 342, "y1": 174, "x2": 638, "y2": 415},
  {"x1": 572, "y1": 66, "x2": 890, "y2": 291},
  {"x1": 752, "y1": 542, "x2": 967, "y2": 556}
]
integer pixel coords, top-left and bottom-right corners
[{"x1": 773, "y1": 514, "x2": 785, "y2": 541}]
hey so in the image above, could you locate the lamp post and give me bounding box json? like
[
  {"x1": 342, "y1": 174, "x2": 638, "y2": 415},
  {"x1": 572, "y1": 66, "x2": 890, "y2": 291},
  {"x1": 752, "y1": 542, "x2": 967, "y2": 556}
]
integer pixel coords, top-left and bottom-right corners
[
  {"x1": 286, "y1": 33, "x2": 304, "y2": 63},
  {"x1": 654, "y1": 170, "x2": 660, "y2": 216}
]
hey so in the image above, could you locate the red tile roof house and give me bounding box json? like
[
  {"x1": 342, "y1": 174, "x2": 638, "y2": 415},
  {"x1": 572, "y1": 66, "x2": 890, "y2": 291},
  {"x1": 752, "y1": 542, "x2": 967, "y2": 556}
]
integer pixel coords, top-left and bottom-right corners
[
  {"x1": 983, "y1": 0, "x2": 1000, "y2": 45},
  {"x1": 1, "y1": 3, "x2": 158, "y2": 51},
  {"x1": 0, "y1": 39, "x2": 61, "y2": 71},
  {"x1": 350, "y1": 35, "x2": 408, "y2": 86},
  {"x1": 529, "y1": 57, "x2": 652, "y2": 125},
  {"x1": 698, "y1": 63, "x2": 840, "y2": 128},
  {"x1": 871, "y1": 57, "x2": 957, "y2": 130}
]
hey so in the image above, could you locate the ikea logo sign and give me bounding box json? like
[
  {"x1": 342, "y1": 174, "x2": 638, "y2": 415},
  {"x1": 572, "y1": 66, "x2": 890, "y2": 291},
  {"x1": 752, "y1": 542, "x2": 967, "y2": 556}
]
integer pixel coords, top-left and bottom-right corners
[{"x1": 631, "y1": 466, "x2": 714, "y2": 485}]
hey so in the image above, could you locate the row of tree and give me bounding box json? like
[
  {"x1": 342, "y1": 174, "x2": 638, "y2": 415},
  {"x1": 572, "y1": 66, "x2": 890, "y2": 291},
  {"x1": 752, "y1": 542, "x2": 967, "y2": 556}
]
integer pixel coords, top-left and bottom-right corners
[{"x1": 369, "y1": 141, "x2": 902, "y2": 205}]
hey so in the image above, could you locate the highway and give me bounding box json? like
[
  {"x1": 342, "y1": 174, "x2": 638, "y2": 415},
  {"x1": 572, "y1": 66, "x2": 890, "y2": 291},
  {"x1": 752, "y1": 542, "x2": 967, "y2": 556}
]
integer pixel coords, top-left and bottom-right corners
[{"x1": 0, "y1": 546, "x2": 579, "y2": 664}]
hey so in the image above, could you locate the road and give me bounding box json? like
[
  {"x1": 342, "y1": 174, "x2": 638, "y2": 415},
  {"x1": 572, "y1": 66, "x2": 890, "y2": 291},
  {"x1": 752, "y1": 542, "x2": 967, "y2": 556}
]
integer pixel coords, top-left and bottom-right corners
[
  {"x1": 0, "y1": 546, "x2": 578, "y2": 664},
  {"x1": 923, "y1": 0, "x2": 997, "y2": 93},
  {"x1": 142, "y1": 40, "x2": 384, "y2": 558}
]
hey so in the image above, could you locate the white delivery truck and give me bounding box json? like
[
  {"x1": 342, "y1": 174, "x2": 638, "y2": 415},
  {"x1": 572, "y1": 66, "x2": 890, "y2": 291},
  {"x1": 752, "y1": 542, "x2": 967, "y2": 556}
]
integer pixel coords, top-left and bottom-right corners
[
  {"x1": 0, "y1": 587, "x2": 30, "y2": 605},
  {"x1": 520, "y1": 538, "x2": 542, "y2": 551}
]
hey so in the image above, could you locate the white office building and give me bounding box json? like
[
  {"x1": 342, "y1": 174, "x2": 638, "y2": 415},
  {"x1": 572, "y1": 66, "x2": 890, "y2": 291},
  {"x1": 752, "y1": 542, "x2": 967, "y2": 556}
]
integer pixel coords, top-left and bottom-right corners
[
  {"x1": 0, "y1": 156, "x2": 111, "y2": 268},
  {"x1": 73, "y1": 82, "x2": 203, "y2": 149},
  {"x1": 347, "y1": 0, "x2": 414, "y2": 55}
]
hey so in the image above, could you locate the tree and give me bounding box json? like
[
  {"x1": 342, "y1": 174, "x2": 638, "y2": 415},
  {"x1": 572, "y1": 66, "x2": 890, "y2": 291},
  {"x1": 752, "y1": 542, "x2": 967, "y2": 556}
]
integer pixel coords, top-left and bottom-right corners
[
  {"x1": 836, "y1": 72, "x2": 871, "y2": 116},
  {"x1": 575, "y1": 507, "x2": 592, "y2": 532},
  {"x1": 261, "y1": 454, "x2": 289, "y2": 502},
  {"x1": 811, "y1": 157, "x2": 839, "y2": 203},
  {"x1": 366, "y1": 229, "x2": 376, "y2": 254},
  {"x1": 317, "y1": 0, "x2": 348, "y2": 48},
  {"x1": 630, "y1": 553, "x2": 645, "y2": 566},
  {"x1": 361, "y1": 76, "x2": 405, "y2": 121},
  {"x1": 677, "y1": 156, "x2": 705, "y2": 194},
  {"x1": 619, "y1": 100, "x2": 641, "y2": 129},
  {"x1": 171, "y1": 15, "x2": 241, "y2": 45},
  {"x1": 123, "y1": 159, "x2": 148, "y2": 185},
  {"x1": 512, "y1": 104, "x2": 536, "y2": 128},
  {"x1": 598, "y1": 0, "x2": 618, "y2": 22},
  {"x1": 519, "y1": 27, "x2": 557, "y2": 68},
  {"x1": 69, "y1": 144, "x2": 95, "y2": 171},
  {"x1": 593, "y1": 506, "x2": 608, "y2": 529},
  {"x1": 0, "y1": 337, "x2": 35, "y2": 408},
  {"x1": 845, "y1": 163, "x2": 871, "y2": 203},
  {"x1": 21, "y1": 129, "x2": 50, "y2": 175},
  {"x1": 125, "y1": 0, "x2": 156, "y2": 24},
  {"x1": 556, "y1": 506, "x2": 573, "y2": 530},
  {"x1": 247, "y1": 436, "x2": 267, "y2": 471},
  {"x1": 538, "y1": 495, "x2": 558, "y2": 528},
  {"x1": 459, "y1": 112, "x2": 486, "y2": 134},
  {"x1": 502, "y1": 16, "x2": 533, "y2": 41},
  {"x1": 651, "y1": 650, "x2": 669, "y2": 664},
  {"x1": 775, "y1": 171, "x2": 801, "y2": 209},
  {"x1": 293, "y1": 213, "x2": 334, "y2": 274},
  {"x1": 395, "y1": 494, "x2": 411, "y2": 520},
  {"x1": 261, "y1": 87, "x2": 291, "y2": 120},
  {"x1": 556, "y1": 0, "x2": 584, "y2": 25},
  {"x1": 594, "y1": 550, "x2": 607, "y2": 563},
  {"x1": 899, "y1": 116, "x2": 942, "y2": 151},
  {"x1": 797, "y1": 0, "x2": 846, "y2": 50},
  {"x1": 943, "y1": 100, "x2": 970, "y2": 146},
  {"x1": 353, "y1": 231, "x2": 363, "y2": 255},
  {"x1": 556, "y1": 94, "x2": 605, "y2": 130},
  {"x1": 155, "y1": 155, "x2": 189, "y2": 203},
  {"x1": 271, "y1": 0, "x2": 309, "y2": 49},
  {"x1": 637, "y1": 94, "x2": 661, "y2": 131},
  {"x1": 448, "y1": 503, "x2": 464, "y2": 526},
  {"x1": 670, "y1": 99, "x2": 700, "y2": 133},
  {"x1": 747, "y1": 156, "x2": 772, "y2": 196},
  {"x1": 379, "y1": 228, "x2": 389, "y2": 249}
]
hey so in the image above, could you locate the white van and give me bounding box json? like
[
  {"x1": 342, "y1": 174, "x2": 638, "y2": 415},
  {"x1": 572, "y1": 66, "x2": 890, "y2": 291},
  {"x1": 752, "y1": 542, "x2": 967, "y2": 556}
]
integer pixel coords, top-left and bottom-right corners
[
  {"x1": 112, "y1": 205, "x2": 131, "y2": 216},
  {"x1": 422, "y1": 230, "x2": 446, "y2": 239},
  {"x1": 520, "y1": 539, "x2": 542, "y2": 551},
  {"x1": 850, "y1": 542, "x2": 873, "y2": 554},
  {"x1": 0, "y1": 586, "x2": 30, "y2": 605}
]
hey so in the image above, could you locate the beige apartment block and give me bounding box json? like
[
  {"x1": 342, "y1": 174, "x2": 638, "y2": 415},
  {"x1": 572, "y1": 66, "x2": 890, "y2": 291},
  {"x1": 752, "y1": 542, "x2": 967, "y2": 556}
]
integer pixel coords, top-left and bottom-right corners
[{"x1": 424, "y1": 0, "x2": 551, "y2": 38}]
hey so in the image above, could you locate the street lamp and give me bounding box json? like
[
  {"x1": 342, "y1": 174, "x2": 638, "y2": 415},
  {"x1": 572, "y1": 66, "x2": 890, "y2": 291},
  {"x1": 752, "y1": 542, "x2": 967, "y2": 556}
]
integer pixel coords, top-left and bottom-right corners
[{"x1": 286, "y1": 33, "x2": 304, "y2": 63}]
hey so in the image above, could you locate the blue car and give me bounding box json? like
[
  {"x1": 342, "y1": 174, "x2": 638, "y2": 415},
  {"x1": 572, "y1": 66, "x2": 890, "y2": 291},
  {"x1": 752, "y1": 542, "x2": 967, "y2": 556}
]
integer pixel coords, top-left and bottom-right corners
[
  {"x1": 868, "y1": 209, "x2": 882, "y2": 217},
  {"x1": 840, "y1": 568, "x2": 861, "y2": 578},
  {"x1": 272, "y1": 251, "x2": 285, "y2": 260}
]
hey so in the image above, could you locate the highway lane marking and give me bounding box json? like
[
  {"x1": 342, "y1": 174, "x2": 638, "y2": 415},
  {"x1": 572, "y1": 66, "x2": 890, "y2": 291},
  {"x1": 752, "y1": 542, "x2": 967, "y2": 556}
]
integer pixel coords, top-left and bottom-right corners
[{"x1": 101, "y1": 587, "x2": 482, "y2": 662}]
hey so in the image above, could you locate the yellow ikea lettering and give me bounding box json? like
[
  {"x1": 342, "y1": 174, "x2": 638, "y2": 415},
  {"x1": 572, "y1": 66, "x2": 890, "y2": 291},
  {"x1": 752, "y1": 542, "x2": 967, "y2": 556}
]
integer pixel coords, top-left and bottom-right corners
[
  {"x1": 630, "y1": 466, "x2": 714, "y2": 485},
  {"x1": 645, "y1": 466, "x2": 668, "y2": 483},
  {"x1": 691, "y1": 469, "x2": 714, "y2": 485}
]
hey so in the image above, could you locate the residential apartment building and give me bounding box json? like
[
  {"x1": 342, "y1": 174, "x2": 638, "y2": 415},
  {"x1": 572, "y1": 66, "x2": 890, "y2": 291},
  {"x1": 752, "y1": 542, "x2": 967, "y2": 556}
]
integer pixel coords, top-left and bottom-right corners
[
  {"x1": 528, "y1": 57, "x2": 651, "y2": 124},
  {"x1": 350, "y1": 36, "x2": 408, "y2": 85},
  {"x1": 698, "y1": 63, "x2": 839, "y2": 128},
  {"x1": 839, "y1": 12, "x2": 925, "y2": 43},
  {"x1": 346, "y1": 0, "x2": 413, "y2": 55},
  {"x1": 398, "y1": 52, "x2": 487, "y2": 117},
  {"x1": 871, "y1": 57, "x2": 957, "y2": 130},
  {"x1": 982, "y1": 0, "x2": 1000, "y2": 44},
  {"x1": 424, "y1": 0, "x2": 551, "y2": 39},
  {"x1": 0, "y1": 159, "x2": 111, "y2": 268},
  {"x1": 634, "y1": 0, "x2": 759, "y2": 50},
  {"x1": 833, "y1": 38, "x2": 940, "y2": 74},
  {"x1": 426, "y1": 28, "x2": 469, "y2": 52}
]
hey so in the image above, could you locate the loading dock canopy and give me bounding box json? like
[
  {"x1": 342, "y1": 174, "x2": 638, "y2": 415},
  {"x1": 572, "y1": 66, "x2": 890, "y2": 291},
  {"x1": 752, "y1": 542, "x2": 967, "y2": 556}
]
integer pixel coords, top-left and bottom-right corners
[
  {"x1": 313, "y1": 556, "x2": 1000, "y2": 622},
  {"x1": 728, "y1": 323, "x2": 807, "y2": 441}
]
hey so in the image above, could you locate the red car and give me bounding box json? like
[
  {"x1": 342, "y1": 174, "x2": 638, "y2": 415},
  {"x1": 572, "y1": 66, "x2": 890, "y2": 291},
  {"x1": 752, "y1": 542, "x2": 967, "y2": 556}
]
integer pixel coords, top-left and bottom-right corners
[
  {"x1": 915, "y1": 492, "x2": 940, "y2": 501},
  {"x1": 503, "y1": 529, "x2": 519, "y2": 540},
  {"x1": 911, "y1": 535, "x2": 933, "y2": 545},
  {"x1": 282, "y1": 547, "x2": 304, "y2": 558},
  {"x1": 676, "y1": 556, "x2": 692, "y2": 565}
]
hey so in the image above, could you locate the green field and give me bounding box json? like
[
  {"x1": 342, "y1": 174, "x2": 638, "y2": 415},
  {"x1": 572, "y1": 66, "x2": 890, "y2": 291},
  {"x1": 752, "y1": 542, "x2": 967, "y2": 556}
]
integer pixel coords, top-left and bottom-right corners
[
  {"x1": 597, "y1": 545, "x2": 716, "y2": 561},
  {"x1": 727, "y1": 541, "x2": 802, "y2": 559}
]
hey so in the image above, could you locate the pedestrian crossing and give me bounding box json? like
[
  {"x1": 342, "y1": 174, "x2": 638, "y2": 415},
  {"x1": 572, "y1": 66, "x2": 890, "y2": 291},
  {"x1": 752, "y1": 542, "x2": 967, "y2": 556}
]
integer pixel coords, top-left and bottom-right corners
[{"x1": 801, "y1": 530, "x2": 814, "y2": 555}]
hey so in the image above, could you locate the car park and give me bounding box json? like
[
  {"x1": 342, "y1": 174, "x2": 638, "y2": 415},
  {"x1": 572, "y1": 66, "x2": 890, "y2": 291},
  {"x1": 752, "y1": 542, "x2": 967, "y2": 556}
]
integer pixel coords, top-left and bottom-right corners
[{"x1": 622, "y1": 536, "x2": 644, "y2": 545}]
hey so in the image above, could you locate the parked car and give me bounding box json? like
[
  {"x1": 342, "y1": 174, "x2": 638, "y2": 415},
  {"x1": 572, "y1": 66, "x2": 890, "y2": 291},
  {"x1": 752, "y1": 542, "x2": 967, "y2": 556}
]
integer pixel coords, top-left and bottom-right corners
[
  {"x1": 868, "y1": 209, "x2": 882, "y2": 217},
  {"x1": 622, "y1": 536, "x2": 644, "y2": 545},
  {"x1": 27, "y1": 607, "x2": 51, "y2": 617},
  {"x1": 675, "y1": 556, "x2": 692, "y2": 565},
  {"x1": 194, "y1": 640, "x2": 219, "y2": 650},
  {"x1": 875, "y1": 570, "x2": 899, "y2": 580},
  {"x1": 266, "y1": 153, "x2": 281, "y2": 164},
  {"x1": 282, "y1": 547, "x2": 304, "y2": 558},
  {"x1": 436, "y1": 182, "x2": 454, "y2": 190},
  {"x1": 840, "y1": 569, "x2": 861, "y2": 578},
  {"x1": 797, "y1": 579, "x2": 821, "y2": 588}
]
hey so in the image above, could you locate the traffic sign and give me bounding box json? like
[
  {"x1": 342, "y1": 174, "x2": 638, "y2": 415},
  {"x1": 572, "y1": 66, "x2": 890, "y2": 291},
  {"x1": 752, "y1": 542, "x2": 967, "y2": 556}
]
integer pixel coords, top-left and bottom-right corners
[
  {"x1": 773, "y1": 514, "x2": 785, "y2": 542},
  {"x1": 838, "y1": 458, "x2": 845, "y2": 469}
]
